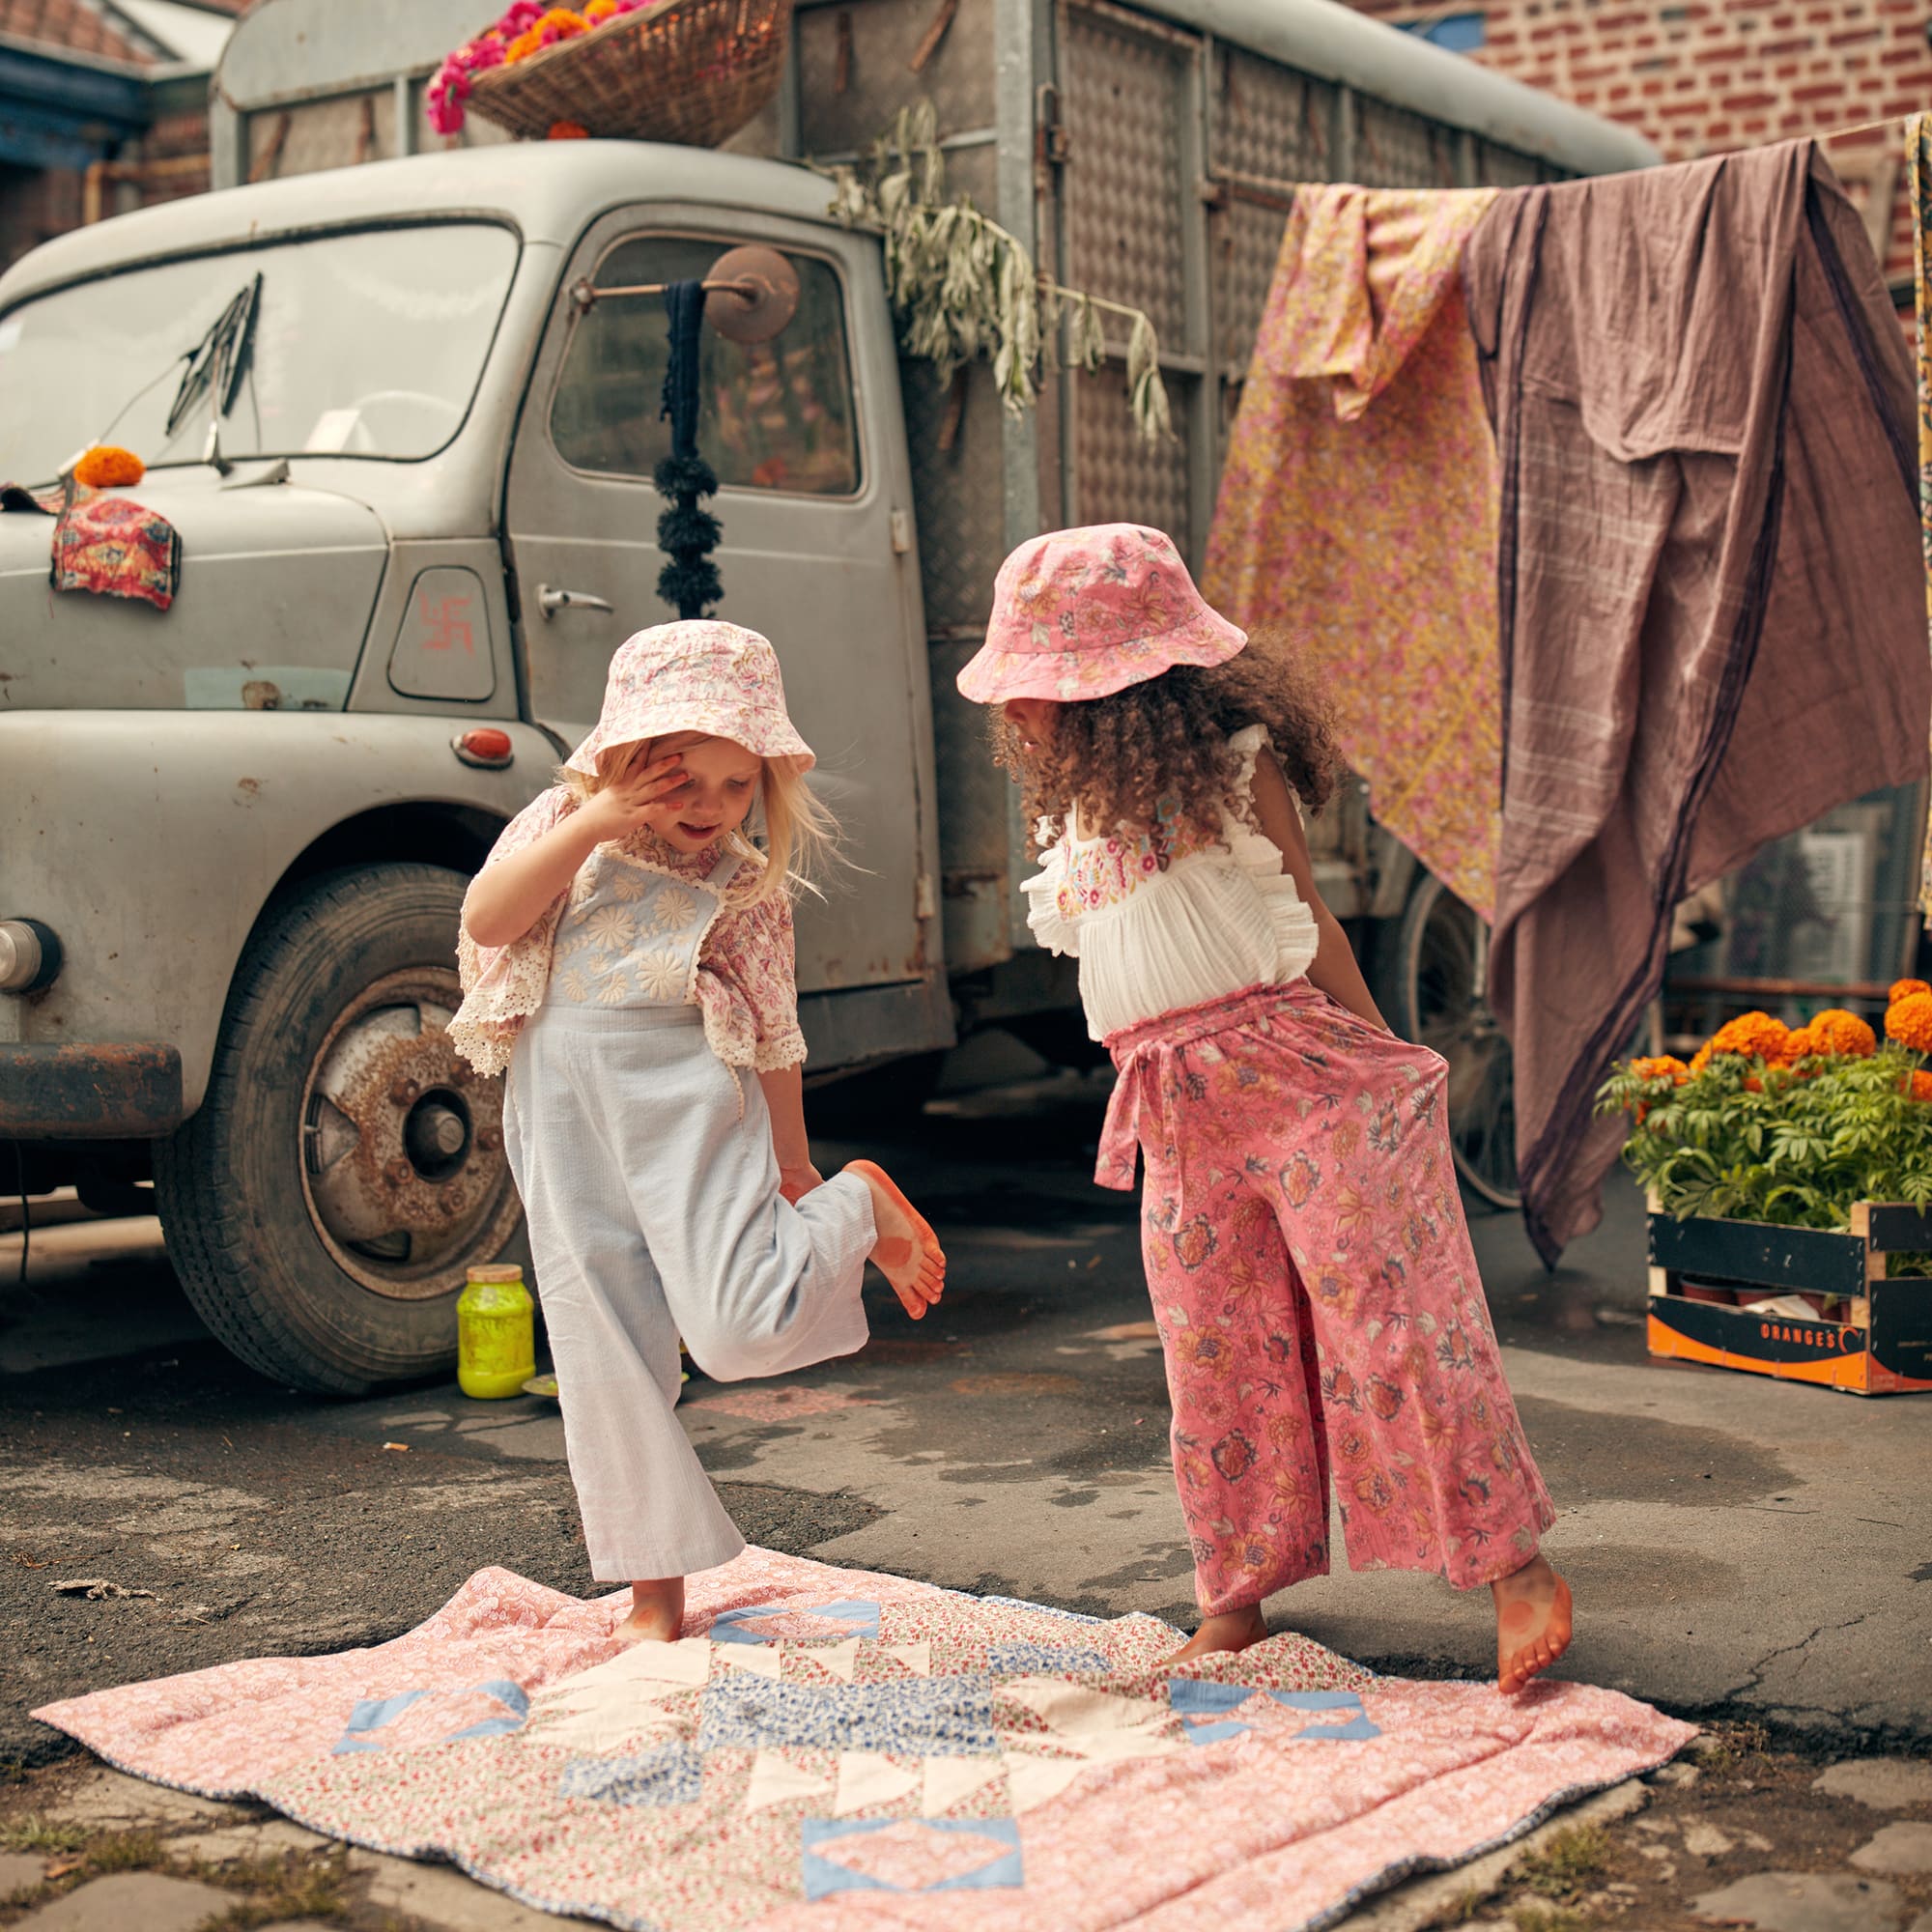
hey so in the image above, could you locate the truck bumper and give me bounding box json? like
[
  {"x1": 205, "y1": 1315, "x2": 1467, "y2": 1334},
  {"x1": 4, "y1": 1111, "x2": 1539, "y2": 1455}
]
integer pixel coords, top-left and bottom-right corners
[{"x1": 0, "y1": 1041, "x2": 185, "y2": 1138}]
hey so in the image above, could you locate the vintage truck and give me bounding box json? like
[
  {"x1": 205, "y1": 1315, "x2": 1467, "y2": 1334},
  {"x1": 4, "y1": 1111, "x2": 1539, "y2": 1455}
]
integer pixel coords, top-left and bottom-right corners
[{"x1": 0, "y1": 0, "x2": 1655, "y2": 1392}]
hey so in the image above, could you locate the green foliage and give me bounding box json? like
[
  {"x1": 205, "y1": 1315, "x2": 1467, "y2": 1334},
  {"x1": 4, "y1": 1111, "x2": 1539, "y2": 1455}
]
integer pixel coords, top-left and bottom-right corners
[
  {"x1": 1597, "y1": 1043, "x2": 1932, "y2": 1244},
  {"x1": 824, "y1": 101, "x2": 1174, "y2": 441},
  {"x1": 1514, "y1": 1823, "x2": 1610, "y2": 1898}
]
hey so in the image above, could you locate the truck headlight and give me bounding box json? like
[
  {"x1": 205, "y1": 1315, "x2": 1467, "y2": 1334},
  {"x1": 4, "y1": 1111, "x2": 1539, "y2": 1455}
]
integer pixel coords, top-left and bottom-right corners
[{"x1": 0, "y1": 919, "x2": 62, "y2": 993}]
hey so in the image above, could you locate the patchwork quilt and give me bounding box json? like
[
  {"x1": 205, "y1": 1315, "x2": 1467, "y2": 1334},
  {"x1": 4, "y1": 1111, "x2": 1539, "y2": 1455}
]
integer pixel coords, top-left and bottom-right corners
[{"x1": 33, "y1": 1548, "x2": 1694, "y2": 1931}]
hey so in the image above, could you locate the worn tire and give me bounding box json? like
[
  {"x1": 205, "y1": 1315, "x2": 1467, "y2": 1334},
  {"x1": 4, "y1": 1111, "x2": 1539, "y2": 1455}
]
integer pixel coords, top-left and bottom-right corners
[
  {"x1": 154, "y1": 863, "x2": 526, "y2": 1395},
  {"x1": 1373, "y1": 871, "x2": 1521, "y2": 1212}
]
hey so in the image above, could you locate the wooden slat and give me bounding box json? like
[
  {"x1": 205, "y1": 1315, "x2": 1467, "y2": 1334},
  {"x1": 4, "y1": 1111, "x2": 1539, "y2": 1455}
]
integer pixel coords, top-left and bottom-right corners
[{"x1": 1646, "y1": 1213, "x2": 1867, "y2": 1300}]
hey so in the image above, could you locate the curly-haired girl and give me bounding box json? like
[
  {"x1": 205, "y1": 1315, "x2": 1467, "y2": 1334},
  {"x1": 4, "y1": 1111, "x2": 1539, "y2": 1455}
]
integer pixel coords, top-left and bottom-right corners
[{"x1": 959, "y1": 524, "x2": 1570, "y2": 1691}]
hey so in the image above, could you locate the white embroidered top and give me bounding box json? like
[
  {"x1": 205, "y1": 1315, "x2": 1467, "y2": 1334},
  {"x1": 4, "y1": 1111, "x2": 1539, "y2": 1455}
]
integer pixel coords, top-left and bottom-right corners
[
  {"x1": 1022, "y1": 724, "x2": 1321, "y2": 1041},
  {"x1": 448, "y1": 787, "x2": 806, "y2": 1079}
]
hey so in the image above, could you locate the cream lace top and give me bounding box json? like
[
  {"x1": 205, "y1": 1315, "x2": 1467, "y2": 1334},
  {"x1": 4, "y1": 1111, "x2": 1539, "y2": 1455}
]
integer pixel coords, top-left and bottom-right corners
[
  {"x1": 448, "y1": 786, "x2": 806, "y2": 1079},
  {"x1": 1023, "y1": 724, "x2": 1321, "y2": 1041}
]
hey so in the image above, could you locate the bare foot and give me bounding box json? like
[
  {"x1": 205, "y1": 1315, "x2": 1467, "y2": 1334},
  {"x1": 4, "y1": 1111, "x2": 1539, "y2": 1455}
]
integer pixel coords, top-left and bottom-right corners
[
  {"x1": 616, "y1": 1576, "x2": 685, "y2": 1643},
  {"x1": 844, "y1": 1159, "x2": 946, "y2": 1320},
  {"x1": 1493, "y1": 1555, "x2": 1572, "y2": 1693},
  {"x1": 1162, "y1": 1605, "x2": 1268, "y2": 1666}
]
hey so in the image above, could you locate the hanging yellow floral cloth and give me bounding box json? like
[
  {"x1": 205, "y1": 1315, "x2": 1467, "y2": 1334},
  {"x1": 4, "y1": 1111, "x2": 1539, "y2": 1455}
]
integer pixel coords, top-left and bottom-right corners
[
  {"x1": 1911, "y1": 113, "x2": 1932, "y2": 927},
  {"x1": 1204, "y1": 185, "x2": 1501, "y2": 920}
]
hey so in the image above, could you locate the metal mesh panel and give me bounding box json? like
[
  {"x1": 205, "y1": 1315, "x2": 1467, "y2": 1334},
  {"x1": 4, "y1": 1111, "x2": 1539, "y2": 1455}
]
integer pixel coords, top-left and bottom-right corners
[
  {"x1": 1355, "y1": 96, "x2": 1458, "y2": 191},
  {"x1": 1061, "y1": 8, "x2": 1190, "y2": 346},
  {"x1": 1478, "y1": 141, "x2": 1546, "y2": 190},
  {"x1": 903, "y1": 358, "x2": 1007, "y2": 630},
  {"x1": 1210, "y1": 52, "x2": 1333, "y2": 375},
  {"x1": 797, "y1": 0, "x2": 995, "y2": 152},
  {"x1": 1073, "y1": 363, "x2": 1192, "y2": 553}
]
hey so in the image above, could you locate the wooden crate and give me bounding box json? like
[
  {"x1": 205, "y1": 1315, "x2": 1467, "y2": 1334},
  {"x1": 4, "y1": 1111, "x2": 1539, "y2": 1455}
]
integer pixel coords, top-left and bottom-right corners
[{"x1": 1646, "y1": 1202, "x2": 1932, "y2": 1396}]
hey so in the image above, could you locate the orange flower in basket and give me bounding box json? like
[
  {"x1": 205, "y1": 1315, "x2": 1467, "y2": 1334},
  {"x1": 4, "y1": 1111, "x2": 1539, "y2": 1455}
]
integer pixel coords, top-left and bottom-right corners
[
  {"x1": 506, "y1": 25, "x2": 544, "y2": 58},
  {"x1": 71, "y1": 445, "x2": 145, "y2": 490},
  {"x1": 1805, "y1": 1009, "x2": 1877, "y2": 1059},
  {"x1": 548, "y1": 119, "x2": 588, "y2": 137},
  {"x1": 1890, "y1": 979, "x2": 1932, "y2": 1008},
  {"x1": 583, "y1": 0, "x2": 620, "y2": 15},
  {"x1": 1887, "y1": 990, "x2": 1932, "y2": 1055}
]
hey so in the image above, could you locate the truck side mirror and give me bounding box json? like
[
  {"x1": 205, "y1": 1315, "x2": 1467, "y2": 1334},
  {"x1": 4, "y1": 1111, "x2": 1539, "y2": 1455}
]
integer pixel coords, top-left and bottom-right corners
[{"x1": 566, "y1": 243, "x2": 799, "y2": 344}]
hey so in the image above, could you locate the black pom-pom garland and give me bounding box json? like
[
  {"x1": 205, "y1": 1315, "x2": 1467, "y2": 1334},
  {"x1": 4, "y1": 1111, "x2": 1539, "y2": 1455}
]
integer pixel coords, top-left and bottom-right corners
[{"x1": 657, "y1": 281, "x2": 722, "y2": 620}]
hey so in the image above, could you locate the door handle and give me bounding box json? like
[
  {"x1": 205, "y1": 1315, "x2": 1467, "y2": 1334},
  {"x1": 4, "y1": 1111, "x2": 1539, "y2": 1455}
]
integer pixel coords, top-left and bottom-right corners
[{"x1": 537, "y1": 584, "x2": 614, "y2": 620}]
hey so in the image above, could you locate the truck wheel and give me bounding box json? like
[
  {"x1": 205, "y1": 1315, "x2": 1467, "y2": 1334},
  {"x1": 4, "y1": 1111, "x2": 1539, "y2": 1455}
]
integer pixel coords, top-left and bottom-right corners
[
  {"x1": 154, "y1": 864, "x2": 526, "y2": 1394},
  {"x1": 1376, "y1": 872, "x2": 1521, "y2": 1211}
]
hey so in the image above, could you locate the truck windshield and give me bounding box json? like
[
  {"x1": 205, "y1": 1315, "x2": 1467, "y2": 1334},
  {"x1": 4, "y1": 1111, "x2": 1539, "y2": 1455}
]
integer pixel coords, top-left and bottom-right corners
[{"x1": 0, "y1": 222, "x2": 518, "y2": 484}]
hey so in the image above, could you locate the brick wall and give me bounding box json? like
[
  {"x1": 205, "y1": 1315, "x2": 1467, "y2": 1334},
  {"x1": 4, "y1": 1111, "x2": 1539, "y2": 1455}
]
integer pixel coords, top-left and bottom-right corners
[{"x1": 1348, "y1": 0, "x2": 1930, "y2": 284}]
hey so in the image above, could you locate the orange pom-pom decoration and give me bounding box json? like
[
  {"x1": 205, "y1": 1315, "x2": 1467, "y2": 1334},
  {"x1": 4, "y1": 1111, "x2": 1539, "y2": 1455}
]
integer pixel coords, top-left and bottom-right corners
[
  {"x1": 1887, "y1": 991, "x2": 1932, "y2": 1055},
  {"x1": 548, "y1": 118, "x2": 588, "y2": 137},
  {"x1": 1889, "y1": 979, "x2": 1931, "y2": 1008},
  {"x1": 71, "y1": 445, "x2": 144, "y2": 490},
  {"x1": 1805, "y1": 1009, "x2": 1877, "y2": 1059}
]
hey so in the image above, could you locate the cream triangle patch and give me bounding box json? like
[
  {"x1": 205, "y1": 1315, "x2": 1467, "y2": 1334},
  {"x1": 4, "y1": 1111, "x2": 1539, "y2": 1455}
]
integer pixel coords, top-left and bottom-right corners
[
  {"x1": 744, "y1": 1748, "x2": 835, "y2": 1814},
  {"x1": 833, "y1": 1750, "x2": 922, "y2": 1816}
]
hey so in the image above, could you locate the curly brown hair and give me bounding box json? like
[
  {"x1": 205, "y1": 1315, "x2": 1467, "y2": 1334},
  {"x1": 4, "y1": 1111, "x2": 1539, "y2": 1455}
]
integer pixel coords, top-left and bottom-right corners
[{"x1": 992, "y1": 627, "x2": 1343, "y2": 855}]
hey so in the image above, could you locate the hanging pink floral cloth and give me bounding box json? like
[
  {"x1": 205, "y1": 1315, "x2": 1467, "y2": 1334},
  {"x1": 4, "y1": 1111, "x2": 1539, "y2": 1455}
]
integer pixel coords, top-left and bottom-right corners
[
  {"x1": 50, "y1": 493, "x2": 182, "y2": 611},
  {"x1": 1204, "y1": 185, "x2": 1501, "y2": 921}
]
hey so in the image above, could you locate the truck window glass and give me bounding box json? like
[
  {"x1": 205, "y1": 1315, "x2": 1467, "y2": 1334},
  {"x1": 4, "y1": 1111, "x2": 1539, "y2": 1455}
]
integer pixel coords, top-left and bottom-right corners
[
  {"x1": 552, "y1": 237, "x2": 860, "y2": 497},
  {"x1": 0, "y1": 223, "x2": 517, "y2": 484}
]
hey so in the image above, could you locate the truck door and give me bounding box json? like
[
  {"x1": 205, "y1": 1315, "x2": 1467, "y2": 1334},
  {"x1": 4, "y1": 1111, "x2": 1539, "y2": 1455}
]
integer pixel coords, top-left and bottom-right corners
[{"x1": 504, "y1": 210, "x2": 946, "y2": 1045}]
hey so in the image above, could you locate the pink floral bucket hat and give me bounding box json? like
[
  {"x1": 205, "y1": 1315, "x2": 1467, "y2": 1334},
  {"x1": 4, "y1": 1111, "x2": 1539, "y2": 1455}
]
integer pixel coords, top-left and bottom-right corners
[
  {"x1": 564, "y1": 620, "x2": 815, "y2": 777},
  {"x1": 955, "y1": 523, "x2": 1246, "y2": 706}
]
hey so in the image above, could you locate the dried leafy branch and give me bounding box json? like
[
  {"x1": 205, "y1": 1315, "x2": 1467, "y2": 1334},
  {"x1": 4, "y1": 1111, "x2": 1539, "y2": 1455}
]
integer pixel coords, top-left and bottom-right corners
[{"x1": 821, "y1": 101, "x2": 1173, "y2": 442}]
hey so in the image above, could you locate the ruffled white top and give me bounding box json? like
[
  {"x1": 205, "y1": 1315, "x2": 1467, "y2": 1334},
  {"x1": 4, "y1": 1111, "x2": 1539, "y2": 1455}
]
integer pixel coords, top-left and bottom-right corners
[{"x1": 1022, "y1": 724, "x2": 1321, "y2": 1041}]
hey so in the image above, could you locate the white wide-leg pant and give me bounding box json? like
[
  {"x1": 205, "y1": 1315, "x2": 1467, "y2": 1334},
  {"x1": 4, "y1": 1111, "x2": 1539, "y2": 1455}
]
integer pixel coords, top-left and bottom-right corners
[{"x1": 504, "y1": 1004, "x2": 875, "y2": 1581}]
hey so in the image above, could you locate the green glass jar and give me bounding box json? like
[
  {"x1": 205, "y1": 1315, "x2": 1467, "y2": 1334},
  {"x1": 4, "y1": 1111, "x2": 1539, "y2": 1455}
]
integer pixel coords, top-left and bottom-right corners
[{"x1": 457, "y1": 1263, "x2": 535, "y2": 1400}]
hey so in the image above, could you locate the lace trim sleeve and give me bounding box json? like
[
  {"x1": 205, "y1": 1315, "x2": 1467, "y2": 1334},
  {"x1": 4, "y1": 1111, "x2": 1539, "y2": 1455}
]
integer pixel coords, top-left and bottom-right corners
[
  {"x1": 699, "y1": 891, "x2": 807, "y2": 1070},
  {"x1": 1021, "y1": 830, "x2": 1082, "y2": 959}
]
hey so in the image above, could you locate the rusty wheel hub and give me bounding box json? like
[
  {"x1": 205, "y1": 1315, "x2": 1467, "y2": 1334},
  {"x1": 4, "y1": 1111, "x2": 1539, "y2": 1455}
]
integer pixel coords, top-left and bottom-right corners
[{"x1": 300, "y1": 967, "x2": 521, "y2": 1300}]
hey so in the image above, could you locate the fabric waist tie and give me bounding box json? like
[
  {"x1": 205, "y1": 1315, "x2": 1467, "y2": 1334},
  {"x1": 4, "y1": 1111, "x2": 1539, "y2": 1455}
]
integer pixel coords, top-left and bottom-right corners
[{"x1": 1095, "y1": 977, "x2": 1326, "y2": 1191}]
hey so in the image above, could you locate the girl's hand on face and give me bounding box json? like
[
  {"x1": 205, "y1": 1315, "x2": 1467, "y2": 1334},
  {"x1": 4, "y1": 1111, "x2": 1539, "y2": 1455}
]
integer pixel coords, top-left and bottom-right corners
[{"x1": 580, "y1": 745, "x2": 691, "y2": 842}]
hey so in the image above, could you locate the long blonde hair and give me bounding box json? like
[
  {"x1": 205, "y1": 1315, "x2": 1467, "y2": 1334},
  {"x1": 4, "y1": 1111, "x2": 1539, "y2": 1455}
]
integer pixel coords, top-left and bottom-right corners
[{"x1": 558, "y1": 741, "x2": 838, "y2": 907}]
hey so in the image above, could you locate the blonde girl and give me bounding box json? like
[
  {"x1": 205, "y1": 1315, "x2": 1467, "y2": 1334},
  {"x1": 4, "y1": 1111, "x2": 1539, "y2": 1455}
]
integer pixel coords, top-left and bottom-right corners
[{"x1": 451, "y1": 621, "x2": 945, "y2": 1642}]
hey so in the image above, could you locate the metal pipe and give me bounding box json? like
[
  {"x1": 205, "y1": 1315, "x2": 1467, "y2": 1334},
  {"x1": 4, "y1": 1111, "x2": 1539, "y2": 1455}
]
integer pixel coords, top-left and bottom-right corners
[{"x1": 570, "y1": 273, "x2": 763, "y2": 308}]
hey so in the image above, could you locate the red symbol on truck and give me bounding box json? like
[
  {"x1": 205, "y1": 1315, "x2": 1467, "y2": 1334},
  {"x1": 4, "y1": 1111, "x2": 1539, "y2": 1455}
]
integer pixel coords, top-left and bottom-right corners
[{"x1": 419, "y1": 591, "x2": 474, "y2": 654}]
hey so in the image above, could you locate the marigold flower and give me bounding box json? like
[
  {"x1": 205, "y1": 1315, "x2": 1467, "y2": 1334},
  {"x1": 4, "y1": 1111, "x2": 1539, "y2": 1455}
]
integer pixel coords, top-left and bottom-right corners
[
  {"x1": 1630, "y1": 1055, "x2": 1689, "y2": 1085},
  {"x1": 1887, "y1": 990, "x2": 1932, "y2": 1055},
  {"x1": 1783, "y1": 1024, "x2": 1818, "y2": 1061},
  {"x1": 1912, "y1": 1070, "x2": 1932, "y2": 1102},
  {"x1": 1890, "y1": 979, "x2": 1932, "y2": 1008},
  {"x1": 505, "y1": 25, "x2": 544, "y2": 58},
  {"x1": 583, "y1": 0, "x2": 620, "y2": 16},
  {"x1": 1692, "y1": 1011, "x2": 1789, "y2": 1071},
  {"x1": 548, "y1": 119, "x2": 588, "y2": 137},
  {"x1": 1803, "y1": 1009, "x2": 1877, "y2": 1059},
  {"x1": 71, "y1": 444, "x2": 144, "y2": 489}
]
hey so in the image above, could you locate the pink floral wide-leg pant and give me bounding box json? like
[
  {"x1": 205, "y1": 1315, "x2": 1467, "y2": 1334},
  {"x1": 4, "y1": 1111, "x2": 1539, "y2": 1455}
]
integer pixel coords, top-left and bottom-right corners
[{"x1": 1098, "y1": 980, "x2": 1556, "y2": 1618}]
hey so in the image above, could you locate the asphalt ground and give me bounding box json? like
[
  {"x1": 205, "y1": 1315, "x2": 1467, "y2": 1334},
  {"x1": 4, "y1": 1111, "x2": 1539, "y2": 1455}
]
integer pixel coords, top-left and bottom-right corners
[{"x1": 3, "y1": 1045, "x2": 1929, "y2": 1780}]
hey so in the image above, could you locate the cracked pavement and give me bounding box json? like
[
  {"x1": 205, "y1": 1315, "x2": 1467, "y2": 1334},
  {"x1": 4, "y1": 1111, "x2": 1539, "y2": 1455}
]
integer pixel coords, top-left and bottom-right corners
[{"x1": 3, "y1": 1049, "x2": 1930, "y2": 1777}]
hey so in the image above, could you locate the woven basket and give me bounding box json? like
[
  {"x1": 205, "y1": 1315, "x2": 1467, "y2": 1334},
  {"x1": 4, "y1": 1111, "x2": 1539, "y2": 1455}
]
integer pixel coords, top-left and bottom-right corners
[{"x1": 468, "y1": 0, "x2": 791, "y2": 149}]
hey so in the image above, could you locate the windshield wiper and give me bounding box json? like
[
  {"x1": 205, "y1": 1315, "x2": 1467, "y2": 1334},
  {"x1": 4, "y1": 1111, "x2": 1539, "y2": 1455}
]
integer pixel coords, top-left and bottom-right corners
[{"x1": 164, "y1": 272, "x2": 262, "y2": 475}]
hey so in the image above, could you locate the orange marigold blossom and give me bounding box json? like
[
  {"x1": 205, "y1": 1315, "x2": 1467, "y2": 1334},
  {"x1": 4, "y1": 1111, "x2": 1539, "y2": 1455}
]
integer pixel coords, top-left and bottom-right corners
[
  {"x1": 1783, "y1": 1024, "x2": 1818, "y2": 1060},
  {"x1": 1889, "y1": 979, "x2": 1932, "y2": 1008},
  {"x1": 505, "y1": 25, "x2": 544, "y2": 57},
  {"x1": 1689, "y1": 1011, "x2": 1789, "y2": 1073},
  {"x1": 583, "y1": 0, "x2": 619, "y2": 15},
  {"x1": 71, "y1": 444, "x2": 144, "y2": 489},
  {"x1": 548, "y1": 119, "x2": 587, "y2": 136},
  {"x1": 1629, "y1": 1055, "x2": 1689, "y2": 1084},
  {"x1": 1805, "y1": 1009, "x2": 1877, "y2": 1059},
  {"x1": 1888, "y1": 991, "x2": 1932, "y2": 1055},
  {"x1": 1912, "y1": 1070, "x2": 1932, "y2": 1102}
]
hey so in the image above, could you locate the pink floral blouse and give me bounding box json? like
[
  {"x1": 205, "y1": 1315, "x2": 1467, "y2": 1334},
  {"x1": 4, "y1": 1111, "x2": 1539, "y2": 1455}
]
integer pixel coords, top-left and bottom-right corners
[{"x1": 448, "y1": 786, "x2": 807, "y2": 1079}]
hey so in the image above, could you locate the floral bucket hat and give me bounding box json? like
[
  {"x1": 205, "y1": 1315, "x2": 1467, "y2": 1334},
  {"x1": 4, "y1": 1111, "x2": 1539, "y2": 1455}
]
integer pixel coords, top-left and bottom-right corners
[
  {"x1": 955, "y1": 523, "x2": 1246, "y2": 706},
  {"x1": 564, "y1": 620, "x2": 815, "y2": 777}
]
